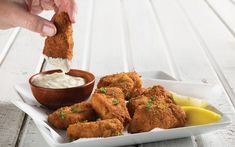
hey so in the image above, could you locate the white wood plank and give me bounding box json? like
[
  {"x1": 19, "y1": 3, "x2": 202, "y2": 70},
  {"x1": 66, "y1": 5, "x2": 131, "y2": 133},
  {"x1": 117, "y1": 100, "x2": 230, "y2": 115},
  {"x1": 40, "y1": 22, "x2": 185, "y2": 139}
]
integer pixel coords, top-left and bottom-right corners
[
  {"x1": 176, "y1": 0, "x2": 235, "y2": 110},
  {"x1": 88, "y1": 0, "x2": 128, "y2": 75},
  {"x1": 139, "y1": 138, "x2": 195, "y2": 147},
  {"x1": 150, "y1": 0, "x2": 218, "y2": 84},
  {"x1": 0, "y1": 29, "x2": 14, "y2": 52},
  {"x1": 155, "y1": 0, "x2": 235, "y2": 146},
  {"x1": 206, "y1": 0, "x2": 235, "y2": 36},
  {"x1": 0, "y1": 28, "x2": 20, "y2": 65},
  {"x1": 0, "y1": 27, "x2": 45, "y2": 147},
  {"x1": 121, "y1": 0, "x2": 172, "y2": 75}
]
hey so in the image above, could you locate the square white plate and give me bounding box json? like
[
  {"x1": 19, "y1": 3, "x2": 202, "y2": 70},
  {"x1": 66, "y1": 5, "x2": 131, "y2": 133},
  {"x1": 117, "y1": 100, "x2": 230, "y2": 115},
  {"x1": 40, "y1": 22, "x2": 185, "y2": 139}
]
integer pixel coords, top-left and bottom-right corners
[{"x1": 12, "y1": 71, "x2": 231, "y2": 147}]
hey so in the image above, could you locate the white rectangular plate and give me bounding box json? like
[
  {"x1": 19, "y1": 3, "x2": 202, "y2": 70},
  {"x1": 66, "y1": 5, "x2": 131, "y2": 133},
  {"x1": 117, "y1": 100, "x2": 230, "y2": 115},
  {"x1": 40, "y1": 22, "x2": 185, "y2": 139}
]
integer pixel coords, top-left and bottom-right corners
[{"x1": 12, "y1": 71, "x2": 231, "y2": 147}]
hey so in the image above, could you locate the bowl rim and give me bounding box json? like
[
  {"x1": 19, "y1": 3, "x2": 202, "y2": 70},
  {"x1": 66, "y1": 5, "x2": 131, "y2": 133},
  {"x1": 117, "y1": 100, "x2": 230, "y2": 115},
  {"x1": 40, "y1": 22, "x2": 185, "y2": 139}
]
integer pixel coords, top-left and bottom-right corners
[{"x1": 29, "y1": 69, "x2": 95, "y2": 91}]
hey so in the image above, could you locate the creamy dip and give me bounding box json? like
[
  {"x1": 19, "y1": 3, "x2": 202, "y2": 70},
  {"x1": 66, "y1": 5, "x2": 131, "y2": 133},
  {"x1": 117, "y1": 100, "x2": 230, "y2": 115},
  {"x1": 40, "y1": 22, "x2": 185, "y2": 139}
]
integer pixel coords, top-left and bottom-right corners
[
  {"x1": 44, "y1": 55, "x2": 71, "y2": 73},
  {"x1": 32, "y1": 72, "x2": 86, "y2": 89}
]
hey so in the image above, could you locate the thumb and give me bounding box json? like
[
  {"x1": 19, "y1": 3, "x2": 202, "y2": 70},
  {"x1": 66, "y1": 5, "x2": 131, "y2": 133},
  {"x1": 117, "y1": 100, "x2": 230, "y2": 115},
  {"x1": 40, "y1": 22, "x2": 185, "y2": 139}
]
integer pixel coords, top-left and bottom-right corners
[{"x1": 8, "y1": 2, "x2": 56, "y2": 36}]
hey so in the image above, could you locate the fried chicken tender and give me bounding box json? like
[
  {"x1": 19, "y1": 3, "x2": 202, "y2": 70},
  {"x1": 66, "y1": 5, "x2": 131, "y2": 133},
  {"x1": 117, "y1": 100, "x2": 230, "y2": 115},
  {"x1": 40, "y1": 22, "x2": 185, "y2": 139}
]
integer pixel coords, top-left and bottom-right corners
[
  {"x1": 67, "y1": 118, "x2": 124, "y2": 140},
  {"x1": 97, "y1": 72, "x2": 142, "y2": 100},
  {"x1": 91, "y1": 87, "x2": 131, "y2": 126},
  {"x1": 127, "y1": 85, "x2": 186, "y2": 133},
  {"x1": 43, "y1": 12, "x2": 73, "y2": 60},
  {"x1": 48, "y1": 102, "x2": 97, "y2": 129}
]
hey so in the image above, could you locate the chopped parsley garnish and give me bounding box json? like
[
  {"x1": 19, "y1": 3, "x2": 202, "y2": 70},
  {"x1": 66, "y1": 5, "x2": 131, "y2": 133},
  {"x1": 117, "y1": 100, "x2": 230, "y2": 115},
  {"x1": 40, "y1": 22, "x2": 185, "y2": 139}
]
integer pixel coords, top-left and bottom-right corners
[
  {"x1": 150, "y1": 96, "x2": 155, "y2": 101},
  {"x1": 59, "y1": 111, "x2": 65, "y2": 119},
  {"x1": 100, "y1": 87, "x2": 107, "y2": 93},
  {"x1": 112, "y1": 98, "x2": 120, "y2": 106},
  {"x1": 70, "y1": 107, "x2": 83, "y2": 113},
  {"x1": 146, "y1": 96, "x2": 155, "y2": 111}
]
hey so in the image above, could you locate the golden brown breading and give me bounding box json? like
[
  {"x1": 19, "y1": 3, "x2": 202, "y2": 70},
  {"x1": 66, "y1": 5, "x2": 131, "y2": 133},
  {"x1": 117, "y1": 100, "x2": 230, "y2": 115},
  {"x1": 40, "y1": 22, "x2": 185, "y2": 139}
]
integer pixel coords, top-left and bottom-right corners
[
  {"x1": 48, "y1": 102, "x2": 97, "y2": 129},
  {"x1": 128, "y1": 98, "x2": 186, "y2": 133},
  {"x1": 67, "y1": 118, "x2": 124, "y2": 140},
  {"x1": 127, "y1": 85, "x2": 173, "y2": 117},
  {"x1": 127, "y1": 95, "x2": 149, "y2": 117},
  {"x1": 127, "y1": 85, "x2": 186, "y2": 133},
  {"x1": 91, "y1": 87, "x2": 131, "y2": 126},
  {"x1": 144, "y1": 85, "x2": 169, "y2": 97},
  {"x1": 43, "y1": 12, "x2": 73, "y2": 60},
  {"x1": 97, "y1": 72, "x2": 142, "y2": 100}
]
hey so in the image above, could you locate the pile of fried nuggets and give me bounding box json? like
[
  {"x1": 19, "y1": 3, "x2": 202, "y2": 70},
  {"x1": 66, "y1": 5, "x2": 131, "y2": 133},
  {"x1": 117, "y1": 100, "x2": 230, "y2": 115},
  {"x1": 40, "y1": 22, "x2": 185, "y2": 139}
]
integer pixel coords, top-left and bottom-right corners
[{"x1": 48, "y1": 72, "x2": 187, "y2": 140}]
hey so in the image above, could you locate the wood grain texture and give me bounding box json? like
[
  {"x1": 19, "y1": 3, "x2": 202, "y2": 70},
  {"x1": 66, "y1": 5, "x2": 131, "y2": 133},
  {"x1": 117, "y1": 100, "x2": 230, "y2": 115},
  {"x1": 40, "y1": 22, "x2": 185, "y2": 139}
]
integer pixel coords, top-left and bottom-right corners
[
  {"x1": 158, "y1": 0, "x2": 235, "y2": 146},
  {"x1": 0, "y1": 28, "x2": 45, "y2": 147}
]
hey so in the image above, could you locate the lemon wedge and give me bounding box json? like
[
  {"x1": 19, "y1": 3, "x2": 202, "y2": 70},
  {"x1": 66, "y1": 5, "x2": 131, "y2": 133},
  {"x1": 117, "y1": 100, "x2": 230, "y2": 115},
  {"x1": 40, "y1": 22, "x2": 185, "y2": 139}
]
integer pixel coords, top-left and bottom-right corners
[
  {"x1": 182, "y1": 106, "x2": 221, "y2": 126},
  {"x1": 171, "y1": 92, "x2": 208, "y2": 108}
]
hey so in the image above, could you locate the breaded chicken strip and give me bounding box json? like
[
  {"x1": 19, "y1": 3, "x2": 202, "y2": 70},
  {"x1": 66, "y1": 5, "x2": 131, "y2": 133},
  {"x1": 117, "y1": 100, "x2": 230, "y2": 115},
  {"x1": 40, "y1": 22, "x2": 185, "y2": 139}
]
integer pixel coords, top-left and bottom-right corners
[
  {"x1": 128, "y1": 98, "x2": 186, "y2": 133},
  {"x1": 91, "y1": 87, "x2": 131, "y2": 126},
  {"x1": 43, "y1": 12, "x2": 74, "y2": 72},
  {"x1": 97, "y1": 72, "x2": 142, "y2": 100},
  {"x1": 48, "y1": 102, "x2": 97, "y2": 129},
  {"x1": 67, "y1": 118, "x2": 124, "y2": 140}
]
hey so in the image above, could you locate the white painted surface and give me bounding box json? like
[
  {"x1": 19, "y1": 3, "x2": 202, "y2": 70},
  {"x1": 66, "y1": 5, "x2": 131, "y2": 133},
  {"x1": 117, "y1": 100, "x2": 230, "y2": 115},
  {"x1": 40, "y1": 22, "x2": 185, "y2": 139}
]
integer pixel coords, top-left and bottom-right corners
[{"x1": 0, "y1": 0, "x2": 235, "y2": 147}]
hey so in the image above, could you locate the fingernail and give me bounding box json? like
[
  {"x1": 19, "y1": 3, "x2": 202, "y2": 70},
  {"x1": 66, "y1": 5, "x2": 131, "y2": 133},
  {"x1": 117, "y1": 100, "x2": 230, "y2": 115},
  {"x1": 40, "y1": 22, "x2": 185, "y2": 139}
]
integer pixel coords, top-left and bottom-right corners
[{"x1": 42, "y1": 25, "x2": 56, "y2": 36}]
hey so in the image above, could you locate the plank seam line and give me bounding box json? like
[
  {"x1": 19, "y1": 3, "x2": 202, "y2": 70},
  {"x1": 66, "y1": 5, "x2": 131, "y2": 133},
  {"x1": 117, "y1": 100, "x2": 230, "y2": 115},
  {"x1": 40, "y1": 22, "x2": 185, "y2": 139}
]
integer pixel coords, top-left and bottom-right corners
[
  {"x1": 15, "y1": 113, "x2": 27, "y2": 147},
  {"x1": 176, "y1": 0, "x2": 235, "y2": 108},
  {"x1": 0, "y1": 28, "x2": 20, "y2": 66},
  {"x1": 35, "y1": 55, "x2": 46, "y2": 73},
  {"x1": 81, "y1": 0, "x2": 94, "y2": 71},
  {"x1": 148, "y1": 0, "x2": 182, "y2": 81},
  {"x1": 120, "y1": 0, "x2": 134, "y2": 72},
  {"x1": 229, "y1": 0, "x2": 235, "y2": 7},
  {"x1": 204, "y1": 0, "x2": 235, "y2": 39}
]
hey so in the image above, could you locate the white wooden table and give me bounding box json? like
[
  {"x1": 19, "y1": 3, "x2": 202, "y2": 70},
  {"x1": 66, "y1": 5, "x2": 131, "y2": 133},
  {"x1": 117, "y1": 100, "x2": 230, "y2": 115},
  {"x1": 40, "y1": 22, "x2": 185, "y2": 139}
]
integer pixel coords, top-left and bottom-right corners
[{"x1": 1, "y1": 0, "x2": 235, "y2": 146}]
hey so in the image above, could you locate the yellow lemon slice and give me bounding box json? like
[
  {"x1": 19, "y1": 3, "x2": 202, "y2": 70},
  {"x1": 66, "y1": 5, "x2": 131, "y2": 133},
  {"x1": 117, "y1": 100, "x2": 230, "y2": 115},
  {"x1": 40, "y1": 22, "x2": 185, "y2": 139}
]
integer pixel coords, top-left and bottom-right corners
[
  {"x1": 182, "y1": 106, "x2": 221, "y2": 126},
  {"x1": 171, "y1": 92, "x2": 208, "y2": 108}
]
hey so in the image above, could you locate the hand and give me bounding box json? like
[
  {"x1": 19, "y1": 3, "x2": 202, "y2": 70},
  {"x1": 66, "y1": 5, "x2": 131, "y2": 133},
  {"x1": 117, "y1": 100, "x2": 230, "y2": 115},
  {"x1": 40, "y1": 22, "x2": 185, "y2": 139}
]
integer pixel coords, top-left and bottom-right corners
[{"x1": 0, "y1": 0, "x2": 77, "y2": 36}]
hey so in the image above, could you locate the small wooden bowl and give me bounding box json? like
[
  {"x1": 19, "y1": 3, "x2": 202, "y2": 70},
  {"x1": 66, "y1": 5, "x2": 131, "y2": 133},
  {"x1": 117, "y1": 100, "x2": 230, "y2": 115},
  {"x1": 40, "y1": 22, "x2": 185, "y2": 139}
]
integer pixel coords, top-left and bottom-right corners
[{"x1": 29, "y1": 69, "x2": 95, "y2": 109}]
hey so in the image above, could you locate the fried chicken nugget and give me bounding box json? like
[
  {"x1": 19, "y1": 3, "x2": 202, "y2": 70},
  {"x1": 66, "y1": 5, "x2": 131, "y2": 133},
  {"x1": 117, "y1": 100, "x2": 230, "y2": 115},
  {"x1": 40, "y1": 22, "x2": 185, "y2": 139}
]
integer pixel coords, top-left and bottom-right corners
[
  {"x1": 91, "y1": 87, "x2": 131, "y2": 126},
  {"x1": 97, "y1": 72, "x2": 142, "y2": 100},
  {"x1": 127, "y1": 85, "x2": 186, "y2": 133},
  {"x1": 48, "y1": 102, "x2": 97, "y2": 129},
  {"x1": 67, "y1": 118, "x2": 124, "y2": 140},
  {"x1": 128, "y1": 98, "x2": 186, "y2": 133},
  {"x1": 127, "y1": 85, "x2": 172, "y2": 117},
  {"x1": 43, "y1": 12, "x2": 74, "y2": 72}
]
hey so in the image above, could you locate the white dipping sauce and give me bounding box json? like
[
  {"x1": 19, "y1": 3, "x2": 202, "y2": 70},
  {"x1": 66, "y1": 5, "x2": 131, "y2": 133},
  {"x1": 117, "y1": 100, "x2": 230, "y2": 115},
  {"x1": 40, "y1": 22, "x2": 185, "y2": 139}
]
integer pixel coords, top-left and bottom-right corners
[
  {"x1": 44, "y1": 55, "x2": 71, "y2": 73},
  {"x1": 32, "y1": 72, "x2": 86, "y2": 89}
]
